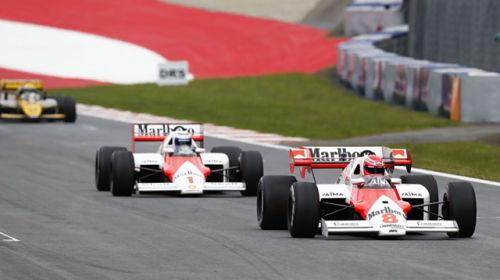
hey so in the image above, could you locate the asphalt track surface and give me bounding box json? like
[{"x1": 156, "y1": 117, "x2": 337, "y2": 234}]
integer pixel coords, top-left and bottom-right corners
[{"x1": 0, "y1": 116, "x2": 499, "y2": 280}]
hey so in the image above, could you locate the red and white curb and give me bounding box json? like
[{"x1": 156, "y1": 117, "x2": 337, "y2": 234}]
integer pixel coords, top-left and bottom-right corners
[{"x1": 77, "y1": 104, "x2": 309, "y2": 144}]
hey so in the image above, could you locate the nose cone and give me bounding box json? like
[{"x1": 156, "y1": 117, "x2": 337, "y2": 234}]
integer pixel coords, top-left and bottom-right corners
[
  {"x1": 366, "y1": 195, "x2": 407, "y2": 236},
  {"x1": 21, "y1": 101, "x2": 42, "y2": 118}
]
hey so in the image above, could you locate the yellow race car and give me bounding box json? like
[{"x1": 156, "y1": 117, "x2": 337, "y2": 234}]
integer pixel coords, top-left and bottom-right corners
[{"x1": 0, "y1": 80, "x2": 76, "y2": 122}]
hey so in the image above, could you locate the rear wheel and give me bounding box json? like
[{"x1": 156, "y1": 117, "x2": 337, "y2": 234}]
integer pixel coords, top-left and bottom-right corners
[
  {"x1": 401, "y1": 175, "x2": 439, "y2": 220},
  {"x1": 111, "y1": 151, "x2": 135, "y2": 197},
  {"x1": 257, "y1": 175, "x2": 297, "y2": 230},
  {"x1": 211, "y1": 146, "x2": 242, "y2": 182},
  {"x1": 63, "y1": 96, "x2": 76, "y2": 122},
  {"x1": 95, "y1": 147, "x2": 127, "y2": 191},
  {"x1": 442, "y1": 182, "x2": 476, "y2": 238},
  {"x1": 239, "y1": 151, "x2": 263, "y2": 196},
  {"x1": 287, "y1": 182, "x2": 320, "y2": 238}
]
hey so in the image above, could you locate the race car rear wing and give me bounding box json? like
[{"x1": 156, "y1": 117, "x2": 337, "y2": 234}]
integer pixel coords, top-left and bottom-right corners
[
  {"x1": 1, "y1": 79, "x2": 43, "y2": 91},
  {"x1": 289, "y1": 146, "x2": 412, "y2": 178},
  {"x1": 132, "y1": 123, "x2": 204, "y2": 152}
]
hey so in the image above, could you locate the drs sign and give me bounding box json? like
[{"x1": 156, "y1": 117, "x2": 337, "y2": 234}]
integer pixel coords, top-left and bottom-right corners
[{"x1": 158, "y1": 61, "x2": 189, "y2": 86}]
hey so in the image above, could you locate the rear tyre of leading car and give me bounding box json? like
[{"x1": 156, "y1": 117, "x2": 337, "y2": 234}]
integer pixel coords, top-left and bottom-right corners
[
  {"x1": 110, "y1": 151, "x2": 135, "y2": 197},
  {"x1": 95, "y1": 146, "x2": 127, "y2": 191},
  {"x1": 257, "y1": 175, "x2": 297, "y2": 230},
  {"x1": 287, "y1": 182, "x2": 320, "y2": 238},
  {"x1": 442, "y1": 182, "x2": 476, "y2": 238},
  {"x1": 239, "y1": 151, "x2": 263, "y2": 196}
]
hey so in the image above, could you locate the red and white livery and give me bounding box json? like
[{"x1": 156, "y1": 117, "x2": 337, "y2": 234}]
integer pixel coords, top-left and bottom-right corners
[
  {"x1": 258, "y1": 146, "x2": 476, "y2": 238},
  {"x1": 95, "y1": 123, "x2": 263, "y2": 197}
]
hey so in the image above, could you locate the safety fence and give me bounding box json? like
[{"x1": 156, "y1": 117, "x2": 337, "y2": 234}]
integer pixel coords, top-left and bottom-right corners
[{"x1": 337, "y1": 25, "x2": 500, "y2": 123}]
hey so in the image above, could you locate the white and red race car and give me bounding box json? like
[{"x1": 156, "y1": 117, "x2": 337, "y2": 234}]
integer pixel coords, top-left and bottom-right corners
[
  {"x1": 95, "y1": 123, "x2": 263, "y2": 196},
  {"x1": 257, "y1": 146, "x2": 476, "y2": 238}
]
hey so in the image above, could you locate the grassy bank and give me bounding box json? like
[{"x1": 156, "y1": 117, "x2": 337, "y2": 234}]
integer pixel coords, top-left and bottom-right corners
[
  {"x1": 389, "y1": 141, "x2": 500, "y2": 182},
  {"x1": 50, "y1": 73, "x2": 458, "y2": 140}
]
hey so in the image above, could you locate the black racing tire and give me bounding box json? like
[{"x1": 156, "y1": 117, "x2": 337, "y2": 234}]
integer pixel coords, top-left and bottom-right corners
[
  {"x1": 48, "y1": 94, "x2": 65, "y2": 110},
  {"x1": 111, "y1": 151, "x2": 135, "y2": 197},
  {"x1": 401, "y1": 175, "x2": 439, "y2": 220},
  {"x1": 287, "y1": 182, "x2": 320, "y2": 238},
  {"x1": 63, "y1": 96, "x2": 76, "y2": 123},
  {"x1": 211, "y1": 146, "x2": 242, "y2": 182},
  {"x1": 257, "y1": 175, "x2": 297, "y2": 230},
  {"x1": 239, "y1": 151, "x2": 263, "y2": 196},
  {"x1": 95, "y1": 146, "x2": 127, "y2": 191},
  {"x1": 442, "y1": 182, "x2": 476, "y2": 238}
]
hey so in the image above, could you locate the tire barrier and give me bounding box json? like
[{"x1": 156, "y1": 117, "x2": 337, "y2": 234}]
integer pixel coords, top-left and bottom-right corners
[{"x1": 338, "y1": 25, "x2": 500, "y2": 123}]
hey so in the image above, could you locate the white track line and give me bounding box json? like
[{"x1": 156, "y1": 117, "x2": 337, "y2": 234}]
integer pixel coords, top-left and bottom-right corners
[
  {"x1": 0, "y1": 231, "x2": 20, "y2": 242},
  {"x1": 78, "y1": 104, "x2": 500, "y2": 186}
]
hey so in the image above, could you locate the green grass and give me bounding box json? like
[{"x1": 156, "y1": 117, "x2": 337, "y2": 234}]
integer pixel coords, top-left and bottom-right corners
[
  {"x1": 50, "y1": 73, "x2": 459, "y2": 140},
  {"x1": 388, "y1": 142, "x2": 500, "y2": 182}
]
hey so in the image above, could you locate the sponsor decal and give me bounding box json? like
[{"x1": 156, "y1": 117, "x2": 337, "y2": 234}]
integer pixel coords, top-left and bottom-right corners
[
  {"x1": 174, "y1": 170, "x2": 204, "y2": 180},
  {"x1": 135, "y1": 124, "x2": 200, "y2": 136},
  {"x1": 333, "y1": 222, "x2": 359, "y2": 227},
  {"x1": 322, "y1": 192, "x2": 345, "y2": 197},
  {"x1": 392, "y1": 149, "x2": 407, "y2": 159},
  {"x1": 136, "y1": 124, "x2": 166, "y2": 136},
  {"x1": 309, "y1": 148, "x2": 374, "y2": 162},
  {"x1": 417, "y1": 221, "x2": 442, "y2": 227},
  {"x1": 140, "y1": 159, "x2": 160, "y2": 164},
  {"x1": 381, "y1": 224, "x2": 405, "y2": 229},
  {"x1": 204, "y1": 158, "x2": 223, "y2": 163},
  {"x1": 169, "y1": 125, "x2": 195, "y2": 134},
  {"x1": 389, "y1": 229, "x2": 398, "y2": 233},
  {"x1": 400, "y1": 192, "x2": 422, "y2": 197},
  {"x1": 367, "y1": 206, "x2": 406, "y2": 220}
]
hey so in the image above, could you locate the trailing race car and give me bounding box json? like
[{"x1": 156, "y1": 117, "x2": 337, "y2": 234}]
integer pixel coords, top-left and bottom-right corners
[
  {"x1": 0, "y1": 79, "x2": 76, "y2": 122},
  {"x1": 257, "y1": 146, "x2": 476, "y2": 238},
  {"x1": 95, "y1": 123, "x2": 263, "y2": 197}
]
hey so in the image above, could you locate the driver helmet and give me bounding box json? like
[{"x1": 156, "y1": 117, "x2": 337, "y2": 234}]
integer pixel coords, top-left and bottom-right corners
[
  {"x1": 363, "y1": 155, "x2": 385, "y2": 176},
  {"x1": 174, "y1": 131, "x2": 193, "y2": 151},
  {"x1": 18, "y1": 83, "x2": 37, "y2": 95}
]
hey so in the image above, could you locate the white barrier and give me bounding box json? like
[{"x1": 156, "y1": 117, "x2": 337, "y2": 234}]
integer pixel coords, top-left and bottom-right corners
[{"x1": 338, "y1": 24, "x2": 500, "y2": 123}]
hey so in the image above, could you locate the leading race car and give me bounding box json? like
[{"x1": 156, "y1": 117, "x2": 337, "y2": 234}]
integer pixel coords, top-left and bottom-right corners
[
  {"x1": 0, "y1": 79, "x2": 76, "y2": 122},
  {"x1": 257, "y1": 146, "x2": 476, "y2": 238},
  {"x1": 95, "y1": 123, "x2": 263, "y2": 197}
]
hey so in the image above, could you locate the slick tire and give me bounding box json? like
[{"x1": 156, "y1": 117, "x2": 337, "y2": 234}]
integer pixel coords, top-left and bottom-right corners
[
  {"x1": 111, "y1": 151, "x2": 135, "y2": 197},
  {"x1": 288, "y1": 182, "x2": 320, "y2": 238},
  {"x1": 257, "y1": 175, "x2": 297, "y2": 230},
  {"x1": 442, "y1": 182, "x2": 476, "y2": 238},
  {"x1": 401, "y1": 175, "x2": 439, "y2": 220},
  {"x1": 95, "y1": 146, "x2": 127, "y2": 191},
  {"x1": 63, "y1": 96, "x2": 76, "y2": 123},
  {"x1": 239, "y1": 151, "x2": 264, "y2": 196},
  {"x1": 49, "y1": 94, "x2": 65, "y2": 112},
  {"x1": 211, "y1": 146, "x2": 242, "y2": 182}
]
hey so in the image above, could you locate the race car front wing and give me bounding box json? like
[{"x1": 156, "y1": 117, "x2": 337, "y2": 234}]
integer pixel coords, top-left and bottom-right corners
[{"x1": 321, "y1": 219, "x2": 459, "y2": 237}]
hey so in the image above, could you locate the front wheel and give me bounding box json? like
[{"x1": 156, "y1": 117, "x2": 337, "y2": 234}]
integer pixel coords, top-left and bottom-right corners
[
  {"x1": 239, "y1": 151, "x2": 263, "y2": 196},
  {"x1": 442, "y1": 182, "x2": 476, "y2": 238},
  {"x1": 257, "y1": 175, "x2": 297, "y2": 230},
  {"x1": 287, "y1": 182, "x2": 320, "y2": 238},
  {"x1": 401, "y1": 175, "x2": 439, "y2": 220},
  {"x1": 63, "y1": 96, "x2": 76, "y2": 123},
  {"x1": 110, "y1": 151, "x2": 135, "y2": 197},
  {"x1": 211, "y1": 146, "x2": 242, "y2": 182}
]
